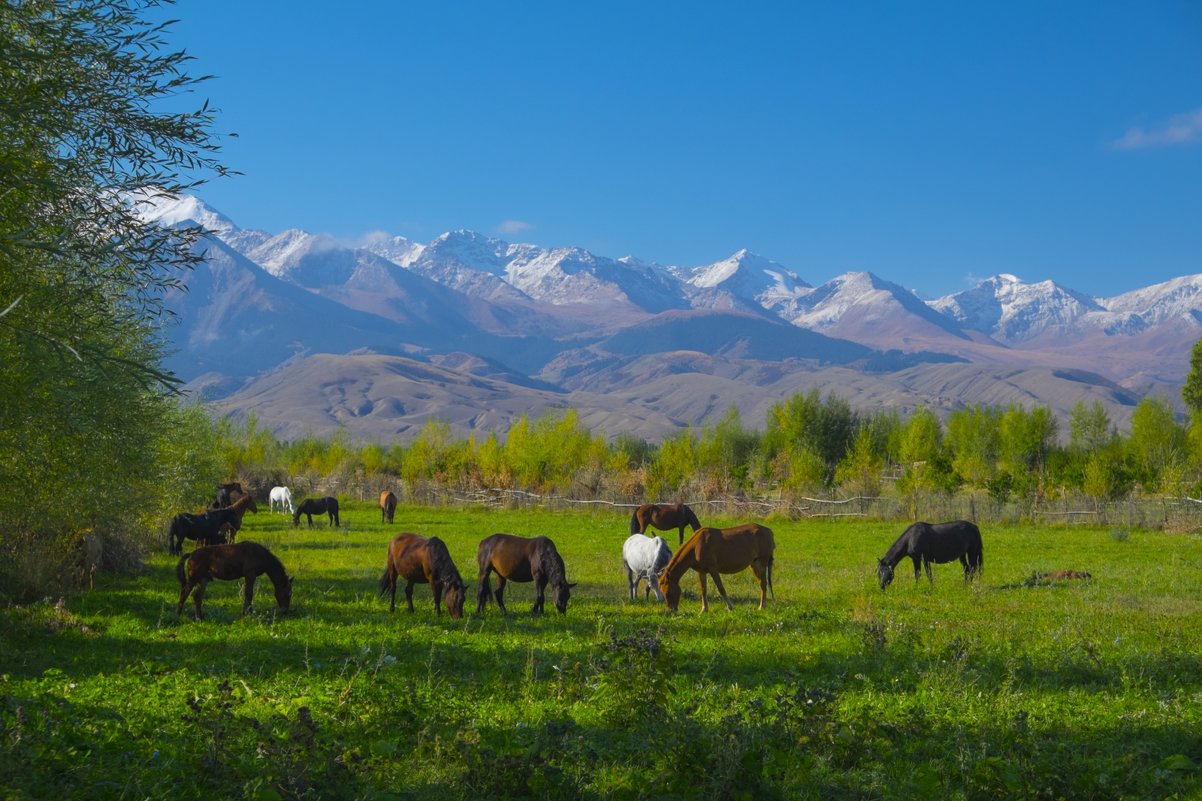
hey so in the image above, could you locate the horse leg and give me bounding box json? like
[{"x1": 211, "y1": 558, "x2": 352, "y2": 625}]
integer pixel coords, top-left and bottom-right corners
[
  {"x1": 494, "y1": 576, "x2": 508, "y2": 616},
  {"x1": 625, "y1": 562, "x2": 636, "y2": 601},
  {"x1": 432, "y1": 582, "x2": 443, "y2": 616},
  {"x1": 533, "y1": 574, "x2": 547, "y2": 615},
  {"x1": 476, "y1": 568, "x2": 492, "y2": 615},
  {"x1": 387, "y1": 572, "x2": 398, "y2": 613},
  {"x1": 177, "y1": 579, "x2": 195, "y2": 617},
  {"x1": 404, "y1": 581, "x2": 415, "y2": 613},
  {"x1": 243, "y1": 576, "x2": 256, "y2": 615},
  {"x1": 709, "y1": 571, "x2": 734, "y2": 611},
  {"x1": 912, "y1": 555, "x2": 922, "y2": 582},
  {"x1": 924, "y1": 559, "x2": 934, "y2": 583},
  {"x1": 697, "y1": 571, "x2": 709, "y2": 613},
  {"x1": 192, "y1": 578, "x2": 210, "y2": 620},
  {"x1": 752, "y1": 562, "x2": 769, "y2": 609}
]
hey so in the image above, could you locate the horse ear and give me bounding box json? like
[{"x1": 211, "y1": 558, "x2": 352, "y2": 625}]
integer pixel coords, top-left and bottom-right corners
[{"x1": 568, "y1": 582, "x2": 578, "y2": 589}]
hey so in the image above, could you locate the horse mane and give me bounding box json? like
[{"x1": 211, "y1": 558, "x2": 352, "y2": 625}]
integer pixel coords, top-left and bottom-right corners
[
  {"x1": 537, "y1": 537, "x2": 568, "y2": 587},
  {"x1": 427, "y1": 536, "x2": 463, "y2": 588},
  {"x1": 881, "y1": 522, "x2": 924, "y2": 566}
]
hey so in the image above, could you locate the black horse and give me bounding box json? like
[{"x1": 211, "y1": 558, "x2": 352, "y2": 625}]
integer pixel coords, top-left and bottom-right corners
[
  {"x1": 209, "y1": 481, "x2": 243, "y2": 510},
  {"x1": 168, "y1": 507, "x2": 241, "y2": 555},
  {"x1": 293, "y1": 496, "x2": 340, "y2": 528},
  {"x1": 877, "y1": 520, "x2": 983, "y2": 590}
]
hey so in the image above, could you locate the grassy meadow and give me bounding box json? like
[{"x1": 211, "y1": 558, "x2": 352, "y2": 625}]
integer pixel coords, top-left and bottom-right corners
[{"x1": 3, "y1": 501, "x2": 1202, "y2": 800}]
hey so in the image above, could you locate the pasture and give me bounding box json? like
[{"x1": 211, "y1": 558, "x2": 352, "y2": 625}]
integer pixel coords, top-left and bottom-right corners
[{"x1": 2, "y1": 502, "x2": 1202, "y2": 800}]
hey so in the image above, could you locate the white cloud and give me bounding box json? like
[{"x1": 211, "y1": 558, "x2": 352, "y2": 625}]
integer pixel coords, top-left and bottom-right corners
[
  {"x1": 1111, "y1": 107, "x2": 1202, "y2": 150},
  {"x1": 494, "y1": 219, "x2": 534, "y2": 236}
]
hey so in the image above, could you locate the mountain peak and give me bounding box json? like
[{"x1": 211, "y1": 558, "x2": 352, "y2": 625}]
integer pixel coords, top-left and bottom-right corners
[{"x1": 132, "y1": 190, "x2": 238, "y2": 235}]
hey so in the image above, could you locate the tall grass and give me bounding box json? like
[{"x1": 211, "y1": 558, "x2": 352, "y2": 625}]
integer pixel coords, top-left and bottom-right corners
[{"x1": 2, "y1": 502, "x2": 1200, "y2": 799}]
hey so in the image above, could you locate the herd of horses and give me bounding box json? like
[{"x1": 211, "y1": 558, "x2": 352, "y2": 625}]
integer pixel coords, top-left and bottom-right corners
[{"x1": 174, "y1": 487, "x2": 989, "y2": 620}]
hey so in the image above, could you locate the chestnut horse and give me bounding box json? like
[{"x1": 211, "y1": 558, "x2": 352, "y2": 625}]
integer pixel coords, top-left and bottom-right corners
[
  {"x1": 176, "y1": 541, "x2": 292, "y2": 620},
  {"x1": 876, "y1": 520, "x2": 983, "y2": 590},
  {"x1": 379, "y1": 533, "x2": 466, "y2": 618},
  {"x1": 630, "y1": 502, "x2": 701, "y2": 546},
  {"x1": 476, "y1": 533, "x2": 576, "y2": 615},
  {"x1": 379, "y1": 490, "x2": 397, "y2": 524},
  {"x1": 293, "y1": 496, "x2": 340, "y2": 528},
  {"x1": 659, "y1": 523, "x2": 775, "y2": 612}
]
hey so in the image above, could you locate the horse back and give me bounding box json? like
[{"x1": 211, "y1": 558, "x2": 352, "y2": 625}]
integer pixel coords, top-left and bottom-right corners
[
  {"x1": 913, "y1": 520, "x2": 981, "y2": 563},
  {"x1": 387, "y1": 533, "x2": 433, "y2": 583},
  {"x1": 478, "y1": 533, "x2": 538, "y2": 582},
  {"x1": 689, "y1": 523, "x2": 773, "y2": 572}
]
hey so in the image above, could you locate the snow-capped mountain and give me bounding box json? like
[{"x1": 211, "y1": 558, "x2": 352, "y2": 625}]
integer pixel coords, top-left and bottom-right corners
[
  {"x1": 931, "y1": 274, "x2": 1104, "y2": 343},
  {"x1": 133, "y1": 192, "x2": 1200, "y2": 441},
  {"x1": 678, "y1": 249, "x2": 812, "y2": 318},
  {"x1": 788, "y1": 271, "x2": 970, "y2": 345}
]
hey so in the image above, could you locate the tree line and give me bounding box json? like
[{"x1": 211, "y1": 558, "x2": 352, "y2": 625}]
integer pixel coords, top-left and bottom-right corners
[{"x1": 210, "y1": 388, "x2": 1201, "y2": 519}]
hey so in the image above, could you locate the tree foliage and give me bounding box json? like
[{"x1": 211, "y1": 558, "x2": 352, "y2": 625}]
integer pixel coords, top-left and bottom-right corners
[{"x1": 0, "y1": 0, "x2": 227, "y2": 598}]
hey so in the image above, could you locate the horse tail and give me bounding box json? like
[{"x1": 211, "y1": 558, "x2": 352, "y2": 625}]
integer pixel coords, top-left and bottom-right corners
[
  {"x1": 378, "y1": 567, "x2": 392, "y2": 598},
  {"x1": 176, "y1": 553, "x2": 190, "y2": 587},
  {"x1": 768, "y1": 552, "x2": 775, "y2": 600},
  {"x1": 629, "y1": 509, "x2": 640, "y2": 534}
]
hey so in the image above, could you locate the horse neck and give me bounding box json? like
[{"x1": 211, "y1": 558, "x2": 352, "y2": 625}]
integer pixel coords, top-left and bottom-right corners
[
  {"x1": 263, "y1": 553, "x2": 288, "y2": 585},
  {"x1": 662, "y1": 545, "x2": 696, "y2": 582},
  {"x1": 881, "y1": 530, "x2": 913, "y2": 567},
  {"x1": 539, "y1": 543, "x2": 567, "y2": 586}
]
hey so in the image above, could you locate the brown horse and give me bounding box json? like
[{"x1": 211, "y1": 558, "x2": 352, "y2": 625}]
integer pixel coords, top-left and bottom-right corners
[
  {"x1": 659, "y1": 523, "x2": 775, "y2": 612},
  {"x1": 379, "y1": 533, "x2": 466, "y2": 618},
  {"x1": 379, "y1": 490, "x2": 397, "y2": 524},
  {"x1": 223, "y1": 494, "x2": 258, "y2": 538},
  {"x1": 631, "y1": 502, "x2": 702, "y2": 546},
  {"x1": 176, "y1": 541, "x2": 292, "y2": 620},
  {"x1": 476, "y1": 533, "x2": 576, "y2": 615}
]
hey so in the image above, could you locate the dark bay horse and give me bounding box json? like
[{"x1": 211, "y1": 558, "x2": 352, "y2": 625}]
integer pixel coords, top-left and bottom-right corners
[
  {"x1": 293, "y1": 496, "x2": 340, "y2": 528},
  {"x1": 209, "y1": 481, "x2": 243, "y2": 510},
  {"x1": 176, "y1": 541, "x2": 292, "y2": 620},
  {"x1": 168, "y1": 496, "x2": 256, "y2": 555},
  {"x1": 631, "y1": 502, "x2": 701, "y2": 546},
  {"x1": 659, "y1": 523, "x2": 775, "y2": 612},
  {"x1": 877, "y1": 520, "x2": 983, "y2": 590},
  {"x1": 379, "y1": 490, "x2": 397, "y2": 524},
  {"x1": 476, "y1": 533, "x2": 576, "y2": 615},
  {"x1": 379, "y1": 533, "x2": 466, "y2": 618}
]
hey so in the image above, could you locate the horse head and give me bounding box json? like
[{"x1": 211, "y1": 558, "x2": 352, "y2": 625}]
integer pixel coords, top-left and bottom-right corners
[
  {"x1": 877, "y1": 558, "x2": 895, "y2": 590},
  {"x1": 276, "y1": 575, "x2": 294, "y2": 613},
  {"x1": 659, "y1": 574, "x2": 680, "y2": 612},
  {"x1": 552, "y1": 580, "x2": 577, "y2": 615},
  {"x1": 443, "y1": 577, "x2": 466, "y2": 619}
]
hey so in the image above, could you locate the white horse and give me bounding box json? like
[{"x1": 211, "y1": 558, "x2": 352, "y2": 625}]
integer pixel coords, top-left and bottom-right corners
[
  {"x1": 622, "y1": 532, "x2": 672, "y2": 601},
  {"x1": 269, "y1": 486, "x2": 294, "y2": 515}
]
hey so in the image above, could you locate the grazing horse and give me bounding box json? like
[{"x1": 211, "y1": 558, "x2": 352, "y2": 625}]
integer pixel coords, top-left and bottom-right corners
[
  {"x1": 876, "y1": 520, "x2": 983, "y2": 590},
  {"x1": 476, "y1": 533, "x2": 576, "y2": 616},
  {"x1": 622, "y1": 533, "x2": 672, "y2": 601},
  {"x1": 631, "y1": 502, "x2": 701, "y2": 546},
  {"x1": 378, "y1": 533, "x2": 466, "y2": 618},
  {"x1": 293, "y1": 496, "x2": 340, "y2": 528},
  {"x1": 176, "y1": 541, "x2": 292, "y2": 620},
  {"x1": 659, "y1": 523, "x2": 775, "y2": 613},
  {"x1": 168, "y1": 502, "x2": 248, "y2": 555},
  {"x1": 379, "y1": 490, "x2": 397, "y2": 524},
  {"x1": 269, "y1": 486, "x2": 294, "y2": 515}
]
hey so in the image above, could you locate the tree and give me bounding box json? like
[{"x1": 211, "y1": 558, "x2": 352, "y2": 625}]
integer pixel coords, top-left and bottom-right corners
[
  {"x1": 0, "y1": 0, "x2": 228, "y2": 597},
  {"x1": 1183, "y1": 337, "x2": 1202, "y2": 418}
]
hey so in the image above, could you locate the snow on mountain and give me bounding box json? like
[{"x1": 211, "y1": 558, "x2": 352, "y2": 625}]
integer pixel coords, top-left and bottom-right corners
[
  {"x1": 504, "y1": 245, "x2": 690, "y2": 312},
  {"x1": 360, "y1": 232, "x2": 426, "y2": 267},
  {"x1": 930, "y1": 274, "x2": 1104, "y2": 342},
  {"x1": 789, "y1": 271, "x2": 969, "y2": 342},
  {"x1": 241, "y1": 229, "x2": 363, "y2": 288},
  {"x1": 1099, "y1": 274, "x2": 1202, "y2": 333},
  {"x1": 131, "y1": 190, "x2": 238, "y2": 236},
  {"x1": 680, "y1": 249, "x2": 812, "y2": 317}
]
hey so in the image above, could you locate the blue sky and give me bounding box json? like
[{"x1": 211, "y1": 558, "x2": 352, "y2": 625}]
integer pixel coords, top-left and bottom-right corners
[{"x1": 162, "y1": 1, "x2": 1202, "y2": 298}]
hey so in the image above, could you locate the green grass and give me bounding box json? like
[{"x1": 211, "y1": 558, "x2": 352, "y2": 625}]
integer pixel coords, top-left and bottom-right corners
[{"x1": 3, "y1": 502, "x2": 1202, "y2": 800}]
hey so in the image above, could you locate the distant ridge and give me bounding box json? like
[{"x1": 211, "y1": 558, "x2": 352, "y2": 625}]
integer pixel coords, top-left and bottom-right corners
[{"x1": 136, "y1": 193, "x2": 1198, "y2": 442}]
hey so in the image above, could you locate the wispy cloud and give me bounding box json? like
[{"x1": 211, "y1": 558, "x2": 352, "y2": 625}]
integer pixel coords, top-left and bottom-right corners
[
  {"x1": 1111, "y1": 106, "x2": 1202, "y2": 151},
  {"x1": 494, "y1": 219, "x2": 534, "y2": 236}
]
